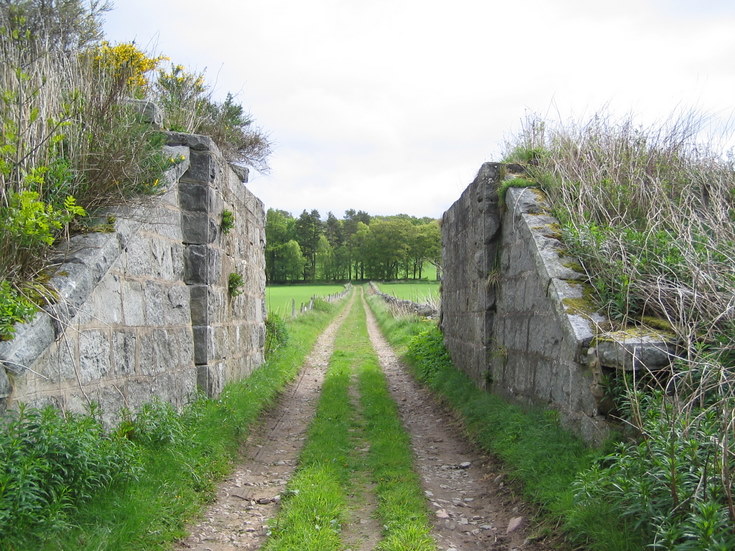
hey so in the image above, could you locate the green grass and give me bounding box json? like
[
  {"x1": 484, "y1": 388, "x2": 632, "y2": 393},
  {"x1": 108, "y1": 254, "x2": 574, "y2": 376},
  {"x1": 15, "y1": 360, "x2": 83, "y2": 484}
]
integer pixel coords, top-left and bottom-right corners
[
  {"x1": 375, "y1": 281, "x2": 440, "y2": 303},
  {"x1": 263, "y1": 290, "x2": 435, "y2": 550},
  {"x1": 365, "y1": 295, "x2": 643, "y2": 551},
  {"x1": 15, "y1": 302, "x2": 344, "y2": 551},
  {"x1": 266, "y1": 284, "x2": 347, "y2": 316}
]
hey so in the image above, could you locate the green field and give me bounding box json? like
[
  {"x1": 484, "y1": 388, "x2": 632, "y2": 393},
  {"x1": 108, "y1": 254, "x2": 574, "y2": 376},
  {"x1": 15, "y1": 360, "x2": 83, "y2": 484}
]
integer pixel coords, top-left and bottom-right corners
[
  {"x1": 266, "y1": 284, "x2": 348, "y2": 316},
  {"x1": 375, "y1": 281, "x2": 440, "y2": 303}
]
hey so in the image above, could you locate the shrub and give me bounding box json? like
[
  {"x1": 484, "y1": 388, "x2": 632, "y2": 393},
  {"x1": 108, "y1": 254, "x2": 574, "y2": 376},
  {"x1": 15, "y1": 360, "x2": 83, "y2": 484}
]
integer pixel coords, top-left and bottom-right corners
[
  {"x1": 220, "y1": 209, "x2": 235, "y2": 234},
  {"x1": 153, "y1": 65, "x2": 271, "y2": 170},
  {"x1": 122, "y1": 399, "x2": 186, "y2": 448},
  {"x1": 406, "y1": 326, "x2": 452, "y2": 384},
  {"x1": 0, "y1": 280, "x2": 37, "y2": 340},
  {"x1": 575, "y1": 391, "x2": 735, "y2": 550},
  {"x1": 0, "y1": 404, "x2": 139, "y2": 542}
]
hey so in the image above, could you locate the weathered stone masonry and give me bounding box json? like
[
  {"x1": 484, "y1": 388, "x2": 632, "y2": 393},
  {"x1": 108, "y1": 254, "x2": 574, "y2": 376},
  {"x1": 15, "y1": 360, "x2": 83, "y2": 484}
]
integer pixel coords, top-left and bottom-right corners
[
  {"x1": 0, "y1": 132, "x2": 266, "y2": 425},
  {"x1": 441, "y1": 163, "x2": 673, "y2": 444}
]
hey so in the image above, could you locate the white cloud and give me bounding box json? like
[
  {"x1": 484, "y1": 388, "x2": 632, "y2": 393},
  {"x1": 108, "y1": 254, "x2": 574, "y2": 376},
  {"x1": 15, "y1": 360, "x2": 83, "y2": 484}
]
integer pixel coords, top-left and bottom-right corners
[{"x1": 104, "y1": 0, "x2": 735, "y2": 218}]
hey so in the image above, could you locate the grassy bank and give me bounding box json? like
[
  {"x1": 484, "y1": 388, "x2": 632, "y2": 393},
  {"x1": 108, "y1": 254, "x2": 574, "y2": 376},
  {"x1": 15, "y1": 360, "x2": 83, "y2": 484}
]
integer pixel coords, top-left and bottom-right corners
[
  {"x1": 1, "y1": 300, "x2": 343, "y2": 550},
  {"x1": 264, "y1": 291, "x2": 434, "y2": 551},
  {"x1": 365, "y1": 294, "x2": 645, "y2": 551}
]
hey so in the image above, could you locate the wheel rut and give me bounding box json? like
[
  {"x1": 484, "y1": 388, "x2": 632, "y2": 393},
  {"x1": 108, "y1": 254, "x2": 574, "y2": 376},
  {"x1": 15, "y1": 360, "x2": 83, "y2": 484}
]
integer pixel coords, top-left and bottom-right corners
[
  {"x1": 363, "y1": 296, "x2": 552, "y2": 551},
  {"x1": 175, "y1": 293, "x2": 354, "y2": 551}
]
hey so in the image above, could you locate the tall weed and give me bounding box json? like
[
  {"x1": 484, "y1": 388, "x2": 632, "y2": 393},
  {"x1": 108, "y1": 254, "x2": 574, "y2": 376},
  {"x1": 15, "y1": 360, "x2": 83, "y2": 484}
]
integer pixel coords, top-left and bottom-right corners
[
  {"x1": 505, "y1": 111, "x2": 735, "y2": 548},
  {"x1": 0, "y1": 404, "x2": 139, "y2": 544}
]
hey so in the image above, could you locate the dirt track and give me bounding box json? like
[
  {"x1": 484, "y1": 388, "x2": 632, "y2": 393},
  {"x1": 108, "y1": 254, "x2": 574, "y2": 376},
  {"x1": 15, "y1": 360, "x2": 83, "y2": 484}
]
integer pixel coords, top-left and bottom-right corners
[{"x1": 176, "y1": 291, "x2": 554, "y2": 550}]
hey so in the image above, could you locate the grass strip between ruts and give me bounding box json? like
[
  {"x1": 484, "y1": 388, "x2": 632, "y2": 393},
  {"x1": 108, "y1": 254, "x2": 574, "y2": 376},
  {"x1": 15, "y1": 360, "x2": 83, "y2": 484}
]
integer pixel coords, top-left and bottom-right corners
[
  {"x1": 31, "y1": 302, "x2": 346, "y2": 551},
  {"x1": 355, "y1": 295, "x2": 435, "y2": 551},
  {"x1": 263, "y1": 289, "x2": 436, "y2": 551}
]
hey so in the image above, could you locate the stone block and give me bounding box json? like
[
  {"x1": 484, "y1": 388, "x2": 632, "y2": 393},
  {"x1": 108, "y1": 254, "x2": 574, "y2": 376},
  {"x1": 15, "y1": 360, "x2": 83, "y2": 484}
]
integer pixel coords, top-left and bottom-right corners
[
  {"x1": 181, "y1": 211, "x2": 218, "y2": 244},
  {"x1": 184, "y1": 244, "x2": 219, "y2": 284},
  {"x1": 193, "y1": 325, "x2": 212, "y2": 365},
  {"x1": 595, "y1": 333, "x2": 674, "y2": 371},
  {"x1": 0, "y1": 311, "x2": 57, "y2": 376},
  {"x1": 79, "y1": 329, "x2": 111, "y2": 384},
  {"x1": 73, "y1": 273, "x2": 123, "y2": 326},
  {"x1": 180, "y1": 149, "x2": 216, "y2": 185},
  {"x1": 43, "y1": 337, "x2": 77, "y2": 383},
  {"x1": 51, "y1": 232, "x2": 123, "y2": 310},
  {"x1": 197, "y1": 362, "x2": 224, "y2": 398},
  {"x1": 166, "y1": 285, "x2": 191, "y2": 326},
  {"x1": 0, "y1": 368, "x2": 11, "y2": 399},
  {"x1": 165, "y1": 131, "x2": 218, "y2": 153},
  {"x1": 112, "y1": 330, "x2": 137, "y2": 376},
  {"x1": 229, "y1": 163, "x2": 249, "y2": 183},
  {"x1": 179, "y1": 182, "x2": 212, "y2": 212},
  {"x1": 139, "y1": 328, "x2": 176, "y2": 376},
  {"x1": 125, "y1": 98, "x2": 163, "y2": 128},
  {"x1": 189, "y1": 285, "x2": 208, "y2": 326},
  {"x1": 121, "y1": 279, "x2": 145, "y2": 326},
  {"x1": 143, "y1": 280, "x2": 169, "y2": 326}
]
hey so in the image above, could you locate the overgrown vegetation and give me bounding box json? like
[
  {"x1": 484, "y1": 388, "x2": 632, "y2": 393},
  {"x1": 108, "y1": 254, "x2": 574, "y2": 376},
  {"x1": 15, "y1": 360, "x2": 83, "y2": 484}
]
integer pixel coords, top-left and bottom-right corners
[
  {"x1": 0, "y1": 301, "x2": 339, "y2": 550},
  {"x1": 504, "y1": 111, "x2": 735, "y2": 549},
  {"x1": 0, "y1": 0, "x2": 270, "y2": 340}
]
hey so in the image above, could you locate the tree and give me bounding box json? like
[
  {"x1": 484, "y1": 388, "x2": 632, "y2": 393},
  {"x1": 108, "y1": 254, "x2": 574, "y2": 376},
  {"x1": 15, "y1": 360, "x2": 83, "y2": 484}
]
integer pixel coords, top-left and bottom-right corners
[
  {"x1": 410, "y1": 221, "x2": 441, "y2": 279},
  {"x1": 265, "y1": 209, "x2": 297, "y2": 282},
  {"x1": 315, "y1": 235, "x2": 335, "y2": 280},
  {"x1": 281, "y1": 240, "x2": 306, "y2": 281},
  {"x1": 294, "y1": 209, "x2": 322, "y2": 281}
]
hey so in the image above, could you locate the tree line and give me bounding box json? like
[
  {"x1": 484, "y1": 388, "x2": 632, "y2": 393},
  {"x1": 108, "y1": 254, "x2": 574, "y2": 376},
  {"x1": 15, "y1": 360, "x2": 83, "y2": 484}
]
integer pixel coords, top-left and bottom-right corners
[{"x1": 265, "y1": 209, "x2": 441, "y2": 283}]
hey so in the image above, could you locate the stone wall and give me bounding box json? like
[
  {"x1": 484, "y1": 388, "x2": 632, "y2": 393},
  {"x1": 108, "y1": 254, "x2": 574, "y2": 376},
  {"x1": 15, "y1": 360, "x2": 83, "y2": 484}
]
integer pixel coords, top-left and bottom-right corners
[
  {"x1": 0, "y1": 132, "x2": 266, "y2": 424},
  {"x1": 368, "y1": 283, "x2": 438, "y2": 318},
  {"x1": 441, "y1": 163, "x2": 674, "y2": 444}
]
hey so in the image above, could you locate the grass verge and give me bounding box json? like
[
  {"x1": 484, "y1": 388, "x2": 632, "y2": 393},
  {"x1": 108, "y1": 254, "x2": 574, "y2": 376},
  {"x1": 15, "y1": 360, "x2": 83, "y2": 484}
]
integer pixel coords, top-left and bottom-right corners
[
  {"x1": 365, "y1": 294, "x2": 645, "y2": 551},
  {"x1": 9, "y1": 302, "x2": 344, "y2": 551}
]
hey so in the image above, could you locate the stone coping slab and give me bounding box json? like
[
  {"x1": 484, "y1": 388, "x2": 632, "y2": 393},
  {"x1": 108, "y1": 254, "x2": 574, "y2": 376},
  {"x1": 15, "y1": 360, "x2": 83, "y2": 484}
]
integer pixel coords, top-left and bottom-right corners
[{"x1": 505, "y1": 185, "x2": 675, "y2": 372}]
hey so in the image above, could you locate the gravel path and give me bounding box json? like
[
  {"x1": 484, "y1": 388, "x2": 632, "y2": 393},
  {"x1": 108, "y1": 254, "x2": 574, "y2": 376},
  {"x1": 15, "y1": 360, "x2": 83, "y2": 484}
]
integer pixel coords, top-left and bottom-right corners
[
  {"x1": 175, "y1": 295, "x2": 354, "y2": 550},
  {"x1": 176, "y1": 291, "x2": 556, "y2": 550}
]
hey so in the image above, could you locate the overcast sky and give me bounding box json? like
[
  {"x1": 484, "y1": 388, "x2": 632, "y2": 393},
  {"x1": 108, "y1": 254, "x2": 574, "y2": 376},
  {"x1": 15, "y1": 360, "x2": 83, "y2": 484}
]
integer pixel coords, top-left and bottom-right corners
[{"x1": 103, "y1": 0, "x2": 735, "y2": 219}]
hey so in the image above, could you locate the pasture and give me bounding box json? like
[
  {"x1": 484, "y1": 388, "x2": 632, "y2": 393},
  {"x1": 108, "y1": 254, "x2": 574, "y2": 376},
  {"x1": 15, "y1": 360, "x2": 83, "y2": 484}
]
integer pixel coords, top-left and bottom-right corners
[
  {"x1": 375, "y1": 280, "x2": 440, "y2": 303},
  {"x1": 266, "y1": 284, "x2": 348, "y2": 316}
]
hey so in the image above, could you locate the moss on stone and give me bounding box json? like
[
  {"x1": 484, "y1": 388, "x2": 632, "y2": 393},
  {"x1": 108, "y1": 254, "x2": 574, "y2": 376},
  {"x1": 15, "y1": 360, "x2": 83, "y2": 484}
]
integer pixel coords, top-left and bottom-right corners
[
  {"x1": 561, "y1": 260, "x2": 585, "y2": 273},
  {"x1": 639, "y1": 316, "x2": 674, "y2": 332},
  {"x1": 561, "y1": 282, "x2": 598, "y2": 316}
]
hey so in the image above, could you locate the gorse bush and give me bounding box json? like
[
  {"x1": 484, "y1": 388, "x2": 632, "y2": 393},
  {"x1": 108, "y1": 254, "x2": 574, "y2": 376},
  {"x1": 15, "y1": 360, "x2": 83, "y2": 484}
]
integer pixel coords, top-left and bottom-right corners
[{"x1": 505, "y1": 111, "x2": 735, "y2": 548}]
